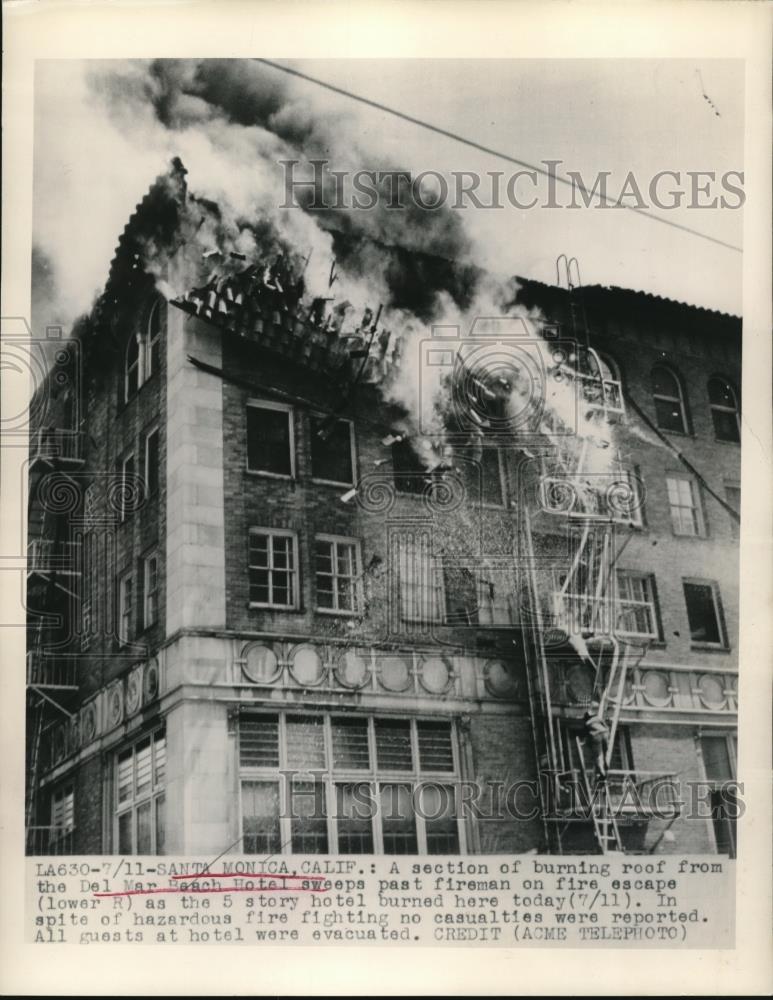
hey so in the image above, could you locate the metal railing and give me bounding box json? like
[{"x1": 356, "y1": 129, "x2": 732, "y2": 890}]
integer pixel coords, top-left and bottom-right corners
[
  {"x1": 27, "y1": 651, "x2": 78, "y2": 690},
  {"x1": 551, "y1": 768, "x2": 681, "y2": 818}
]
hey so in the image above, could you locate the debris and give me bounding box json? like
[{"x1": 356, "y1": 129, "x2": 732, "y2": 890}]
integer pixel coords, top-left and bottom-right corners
[{"x1": 339, "y1": 488, "x2": 357, "y2": 503}]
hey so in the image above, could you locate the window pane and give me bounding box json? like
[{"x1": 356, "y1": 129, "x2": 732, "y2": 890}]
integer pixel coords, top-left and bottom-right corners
[
  {"x1": 118, "y1": 811, "x2": 133, "y2": 854},
  {"x1": 117, "y1": 750, "x2": 133, "y2": 803},
  {"x1": 708, "y1": 378, "x2": 736, "y2": 407},
  {"x1": 135, "y1": 739, "x2": 152, "y2": 797},
  {"x1": 652, "y1": 367, "x2": 679, "y2": 399},
  {"x1": 380, "y1": 783, "x2": 417, "y2": 854},
  {"x1": 420, "y1": 783, "x2": 460, "y2": 854},
  {"x1": 286, "y1": 715, "x2": 327, "y2": 771},
  {"x1": 289, "y1": 781, "x2": 328, "y2": 853},
  {"x1": 331, "y1": 718, "x2": 370, "y2": 770},
  {"x1": 417, "y1": 721, "x2": 455, "y2": 772},
  {"x1": 153, "y1": 734, "x2": 166, "y2": 786},
  {"x1": 311, "y1": 416, "x2": 354, "y2": 484},
  {"x1": 684, "y1": 582, "x2": 722, "y2": 644},
  {"x1": 336, "y1": 783, "x2": 374, "y2": 854},
  {"x1": 136, "y1": 801, "x2": 152, "y2": 854},
  {"x1": 712, "y1": 408, "x2": 740, "y2": 443},
  {"x1": 246, "y1": 406, "x2": 292, "y2": 476},
  {"x1": 701, "y1": 737, "x2": 733, "y2": 782},
  {"x1": 375, "y1": 719, "x2": 413, "y2": 771},
  {"x1": 654, "y1": 397, "x2": 686, "y2": 433},
  {"x1": 239, "y1": 715, "x2": 280, "y2": 767},
  {"x1": 155, "y1": 795, "x2": 165, "y2": 854},
  {"x1": 242, "y1": 781, "x2": 281, "y2": 854}
]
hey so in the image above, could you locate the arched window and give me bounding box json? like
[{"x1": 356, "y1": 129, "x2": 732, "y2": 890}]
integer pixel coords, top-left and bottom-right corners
[
  {"x1": 652, "y1": 365, "x2": 688, "y2": 434},
  {"x1": 708, "y1": 377, "x2": 740, "y2": 443},
  {"x1": 146, "y1": 300, "x2": 162, "y2": 380},
  {"x1": 125, "y1": 333, "x2": 141, "y2": 402},
  {"x1": 124, "y1": 296, "x2": 164, "y2": 403}
]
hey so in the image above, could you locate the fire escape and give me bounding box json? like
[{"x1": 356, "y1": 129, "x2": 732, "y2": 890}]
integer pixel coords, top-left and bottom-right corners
[
  {"x1": 26, "y1": 423, "x2": 83, "y2": 855},
  {"x1": 521, "y1": 257, "x2": 681, "y2": 855}
]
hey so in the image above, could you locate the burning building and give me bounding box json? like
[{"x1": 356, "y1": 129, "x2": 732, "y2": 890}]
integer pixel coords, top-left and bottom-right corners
[{"x1": 26, "y1": 159, "x2": 741, "y2": 858}]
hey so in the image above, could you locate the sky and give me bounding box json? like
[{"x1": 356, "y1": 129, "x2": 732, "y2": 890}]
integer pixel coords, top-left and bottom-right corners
[{"x1": 32, "y1": 58, "x2": 744, "y2": 330}]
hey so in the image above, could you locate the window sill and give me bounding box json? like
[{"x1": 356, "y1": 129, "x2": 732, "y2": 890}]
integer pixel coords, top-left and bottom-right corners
[
  {"x1": 245, "y1": 469, "x2": 295, "y2": 482},
  {"x1": 316, "y1": 607, "x2": 361, "y2": 617},
  {"x1": 248, "y1": 603, "x2": 303, "y2": 613},
  {"x1": 311, "y1": 477, "x2": 355, "y2": 489},
  {"x1": 690, "y1": 643, "x2": 731, "y2": 653}
]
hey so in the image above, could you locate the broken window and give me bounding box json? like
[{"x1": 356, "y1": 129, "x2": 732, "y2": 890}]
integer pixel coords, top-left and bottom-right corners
[
  {"x1": 246, "y1": 401, "x2": 294, "y2": 477},
  {"x1": 652, "y1": 365, "x2": 688, "y2": 434},
  {"x1": 391, "y1": 439, "x2": 432, "y2": 495},
  {"x1": 310, "y1": 415, "x2": 355, "y2": 485},
  {"x1": 700, "y1": 735, "x2": 737, "y2": 858},
  {"x1": 683, "y1": 580, "x2": 726, "y2": 646},
  {"x1": 708, "y1": 377, "x2": 740, "y2": 443}
]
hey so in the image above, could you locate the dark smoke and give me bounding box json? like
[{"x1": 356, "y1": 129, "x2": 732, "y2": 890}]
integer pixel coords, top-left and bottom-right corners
[{"x1": 142, "y1": 59, "x2": 479, "y2": 321}]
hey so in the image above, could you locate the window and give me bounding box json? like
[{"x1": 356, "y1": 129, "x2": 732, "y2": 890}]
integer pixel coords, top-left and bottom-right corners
[
  {"x1": 444, "y1": 566, "x2": 512, "y2": 626},
  {"x1": 248, "y1": 529, "x2": 299, "y2": 609},
  {"x1": 616, "y1": 572, "x2": 660, "y2": 639},
  {"x1": 246, "y1": 401, "x2": 294, "y2": 477},
  {"x1": 392, "y1": 439, "x2": 431, "y2": 495},
  {"x1": 238, "y1": 713, "x2": 461, "y2": 856},
  {"x1": 125, "y1": 334, "x2": 141, "y2": 402},
  {"x1": 115, "y1": 730, "x2": 166, "y2": 854},
  {"x1": 120, "y1": 453, "x2": 135, "y2": 521},
  {"x1": 315, "y1": 536, "x2": 361, "y2": 614},
  {"x1": 459, "y1": 444, "x2": 505, "y2": 507},
  {"x1": 725, "y1": 482, "x2": 741, "y2": 538},
  {"x1": 143, "y1": 552, "x2": 159, "y2": 629},
  {"x1": 118, "y1": 572, "x2": 134, "y2": 645},
  {"x1": 666, "y1": 476, "x2": 704, "y2": 536},
  {"x1": 51, "y1": 786, "x2": 74, "y2": 839},
  {"x1": 144, "y1": 426, "x2": 159, "y2": 497},
  {"x1": 124, "y1": 298, "x2": 164, "y2": 402},
  {"x1": 396, "y1": 533, "x2": 444, "y2": 622},
  {"x1": 708, "y1": 378, "x2": 740, "y2": 443},
  {"x1": 310, "y1": 415, "x2": 355, "y2": 485},
  {"x1": 146, "y1": 300, "x2": 162, "y2": 380},
  {"x1": 652, "y1": 366, "x2": 688, "y2": 434},
  {"x1": 700, "y1": 735, "x2": 737, "y2": 858},
  {"x1": 683, "y1": 580, "x2": 727, "y2": 647}
]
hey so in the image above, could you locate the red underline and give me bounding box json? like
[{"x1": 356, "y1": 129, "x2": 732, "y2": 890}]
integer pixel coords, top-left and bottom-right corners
[{"x1": 94, "y1": 886, "x2": 329, "y2": 898}]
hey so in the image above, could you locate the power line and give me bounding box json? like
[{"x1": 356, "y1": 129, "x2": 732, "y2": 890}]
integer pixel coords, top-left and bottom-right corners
[{"x1": 255, "y1": 58, "x2": 743, "y2": 255}]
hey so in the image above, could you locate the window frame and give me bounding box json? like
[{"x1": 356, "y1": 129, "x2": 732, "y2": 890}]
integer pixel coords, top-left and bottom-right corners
[
  {"x1": 245, "y1": 399, "x2": 296, "y2": 480},
  {"x1": 682, "y1": 578, "x2": 728, "y2": 649},
  {"x1": 724, "y1": 481, "x2": 741, "y2": 538},
  {"x1": 708, "y1": 377, "x2": 740, "y2": 443},
  {"x1": 144, "y1": 424, "x2": 160, "y2": 498},
  {"x1": 120, "y1": 451, "x2": 135, "y2": 522},
  {"x1": 237, "y1": 712, "x2": 465, "y2": 856},
  {"x1": 615, "y1": 570, "x2": 662, "y2": 640},
  {"x1": 310, "y1": 414, "x2": 357, "y2": 487},
  {"x1": 118, "y1": 570, "x2": 134, "y2": 646},
  {"x1": 50, "y1": 784, "x2": 75, "y2": 838},
  {"x1": 651, "y1": 364, "x2": 689, "y2": 435},
  {"x1": 248, "y1": 528, "x2": 300, "y2": 610},
  {"x1": 114, "y1": 728, "x2": 166, "y2": 855},
  {"x1": 314, "y1": 534, "x2": 363, "y2": 616},
  {"x1": 396, "y1": 534, "x2": 446, "y2": 624},
  {"x1": 665, "y1": 474, "x2": 706, "y2": 538},
  {"x1": 699, "y1": 733, "x2": 738, "y2": 858},
  {"x1": 124, "y1": 332, "x2": 142, "y2": 404},
  {"x1": 143, "y1": 551, "x2": 160, "y2": 631}
]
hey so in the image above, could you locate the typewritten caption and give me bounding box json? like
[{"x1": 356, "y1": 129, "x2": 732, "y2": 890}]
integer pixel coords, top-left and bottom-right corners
[{"x1": 28, "y1": 855, "x2": 734, "y2": 948}]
